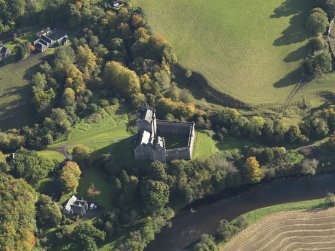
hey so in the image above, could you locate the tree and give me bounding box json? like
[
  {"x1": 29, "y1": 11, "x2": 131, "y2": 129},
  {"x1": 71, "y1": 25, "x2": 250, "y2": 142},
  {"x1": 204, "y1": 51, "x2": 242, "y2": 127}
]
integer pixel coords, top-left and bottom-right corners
[
  {"x1": 325, "y1": 192, "x2": 335, "y2": 206},
  {"x1": 59, "y1": 161, "x2": 81, "y2": 193},
  {"x1": 36, "y1": 194, "x2": 62, "y2": 228},
  {"x1": 193, "y1": 234, "x2": 218, "y2": 251},
  {"x1": 104, "y1": 61, "x2": 140, "y2": 97},
  {"x1": 72, "y1": 144, "x2": 91, "y2": 167},
  {"x1": 320, "y1": 0, "x2": 335, "y2": 19},
  {"x1": 76, "y1": 44, "x2": 97, "y2": 71},
  {"x1": 301, "y1": 159, "x2": 319, "y2": 175},
  {"x1": 306, "y1": 8, "x2": 329, "y2": 35},
  {"x1": 10, "y1": 148, "x2": 55, "y2": 188},
  {"x1": 308, "y1": 36, "x2": 326, "y2": 53},
  {"x1": 141, "y1": 179, "x2": 170, "y2": 213},
  {"x1": 245, "y1": 157, "x2": 262, "y2": 183},
  {"x1": 0, "y1": 173, "x2": 38, "y2": 251},
  {"x1": 73, "y1": 223, "x2": 106, "y2": 251}
]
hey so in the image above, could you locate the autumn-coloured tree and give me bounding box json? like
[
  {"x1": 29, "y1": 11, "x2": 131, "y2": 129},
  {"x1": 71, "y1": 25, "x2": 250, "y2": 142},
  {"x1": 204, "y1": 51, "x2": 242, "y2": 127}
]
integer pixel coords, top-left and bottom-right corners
[
  {"x1": 104, "y1": 61, "x2": 140, "y2": 97},
  {"x1": 76, "y1": 44, "x2": 97, "y2": 71},
  {"x1": 59, "y1": 161, "x2": 81, "y2": 193},
  {"x1": 245, "y1": 156, "x2": 262, "y2": 183}
]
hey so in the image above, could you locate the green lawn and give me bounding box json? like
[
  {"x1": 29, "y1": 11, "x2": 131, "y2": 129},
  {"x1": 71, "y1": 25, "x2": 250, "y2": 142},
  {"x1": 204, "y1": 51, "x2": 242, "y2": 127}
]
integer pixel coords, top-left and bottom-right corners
[
  {"x1": 50, "y1": 109, "x2": 134, "y2": 150},
  {"x1": 163, "y1": 134, "x2": 189, "y2": 149},
  {"x1": 135, "y1": 0, "x2": 320, "y2": 106},
  {"x1": 194, "y1": 131, "x2": 260, "y2": 159},
  {"x1": 78, "y1": 167, "x2": 115, "y2": 210},
  {"x1": 37, "y1": 150, "x2": 65, "y2": 162},
  {"x1": 0, "y1": 52, "x2": 51, "y2": 130}
]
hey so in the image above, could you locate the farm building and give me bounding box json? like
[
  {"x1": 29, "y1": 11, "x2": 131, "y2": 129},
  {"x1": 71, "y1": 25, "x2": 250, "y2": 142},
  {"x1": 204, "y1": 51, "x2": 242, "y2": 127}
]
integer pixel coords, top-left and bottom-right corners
[
  {"x1": 0, "y1": 44, "x2": 11, "y2": 62},
  {"x1": 33, "y1": 28, "x2": 69, "y2": 52},
  {"x1": 63, "y1": 195, "x2": 89, "y2": 217},
  {"x1": 134, "y1": 106, "x2": 195, "y2": 162}
]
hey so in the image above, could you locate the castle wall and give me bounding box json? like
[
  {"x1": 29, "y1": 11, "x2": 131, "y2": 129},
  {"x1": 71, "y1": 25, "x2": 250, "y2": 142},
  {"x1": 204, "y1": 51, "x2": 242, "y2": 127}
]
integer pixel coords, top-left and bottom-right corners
[
  {"x1": 166, "y1": 147, "x2": 190, "y2": 161},
  {"x1": 134, "y1": 144, "x2": 167, "y2": 162},
  {"x1": 157, "y1": 120, "x2": 193, "y2": 135}
]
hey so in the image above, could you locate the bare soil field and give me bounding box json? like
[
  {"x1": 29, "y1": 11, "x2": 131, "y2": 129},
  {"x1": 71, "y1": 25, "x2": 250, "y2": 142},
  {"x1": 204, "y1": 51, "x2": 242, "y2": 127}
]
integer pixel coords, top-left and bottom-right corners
[{"x1": 222, "y1": 207, "x2": 335, "y2": 251}]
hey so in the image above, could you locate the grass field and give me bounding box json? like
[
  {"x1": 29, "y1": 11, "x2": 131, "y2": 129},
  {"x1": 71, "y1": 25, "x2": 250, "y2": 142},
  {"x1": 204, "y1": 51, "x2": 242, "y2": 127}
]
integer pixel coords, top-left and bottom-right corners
[
  {"x1": 134, "y1": 0, "x2": 321, "y2": 106},
  {"x1": 37, "y1": 150, "x2": 65, "y2": 162},
  {"x1": 222, "y1": 199, "x2": 335, "y2": 251},
  {"x1": 194, "y1": 131, "x2": 260, "y2": 159},
  {"x1": 0, "y1": 52, "x2": 51, "y2": 130}
]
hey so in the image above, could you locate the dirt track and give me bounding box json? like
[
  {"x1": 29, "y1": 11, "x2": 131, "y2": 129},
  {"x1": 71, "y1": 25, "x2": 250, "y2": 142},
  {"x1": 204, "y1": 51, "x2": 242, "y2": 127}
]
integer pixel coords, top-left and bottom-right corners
[{"x1": 222, "y1": 208, "x2": 335, "y2": 251}]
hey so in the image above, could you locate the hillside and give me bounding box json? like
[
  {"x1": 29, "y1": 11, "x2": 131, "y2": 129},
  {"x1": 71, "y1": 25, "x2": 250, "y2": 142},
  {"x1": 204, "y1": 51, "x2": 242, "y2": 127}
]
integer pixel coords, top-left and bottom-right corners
[{"x1": 135, "y1": 0, "x2": 316, "y2": 106}]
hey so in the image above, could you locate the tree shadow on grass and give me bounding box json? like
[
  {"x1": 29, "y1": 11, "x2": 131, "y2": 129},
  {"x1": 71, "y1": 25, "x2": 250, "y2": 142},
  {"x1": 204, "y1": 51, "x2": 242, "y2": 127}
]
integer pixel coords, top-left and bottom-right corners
[
  {"x1": 174, "y1": 65, "x2": 254, "y2": 110},
  {"x1": 271, "y1": 0, "x2": 313, "y2": 46},
  {"x1": 0, "y1": 85, "x2": 35, "y2": 130},
  {"x1": 284, "y1": 44, "x2": 308, "y2": 62},
  {"x1": 93, "y1": 135, "x2": 151, "y2": 174},
  {"x1": 273, "y1": 67, "x2": 302, "y2": 88}
]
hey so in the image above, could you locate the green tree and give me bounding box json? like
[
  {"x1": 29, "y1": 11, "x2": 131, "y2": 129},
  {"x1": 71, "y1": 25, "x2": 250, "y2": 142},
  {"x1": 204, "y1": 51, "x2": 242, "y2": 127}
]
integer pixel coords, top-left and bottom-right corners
[
  {"x1": 194, "y1": 234, "x2": 218, "y2": 251},
  {"x1": 10, "y1": 148, "x2": 55, "y2": 188},
  {"x1": 36, "y1": 194, "x2": 62, "y2": 228},
  {"x1": 141, "y1": 179, "x2": 170, "y2": 213},
  {"x1": 325, "y1": 192, "x2": 335, "y2": 206},
  {"x1": 73, "y1": 223, "x2": 106, "y2": 251},
  {"x1": 72, "y1": 144, "x2": 91, "y2": 167},
  {"x1": 306, "y1": 8, "x2": 329, "y2": 35}
]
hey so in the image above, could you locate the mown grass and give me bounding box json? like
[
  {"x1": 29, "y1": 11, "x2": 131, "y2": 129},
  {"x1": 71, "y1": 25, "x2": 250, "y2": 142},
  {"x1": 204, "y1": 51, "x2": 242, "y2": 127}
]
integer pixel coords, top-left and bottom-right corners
[
  {"x1": 194, "y1": 131, "x2": 260, "y2": 159},
  {"x1": 134, "y1": 0, "x2": 321, "y2": 106},
  {"x1": 0, "y1": 51, "x2": 52, "y2": 130},
  {"x1": 50, "y1": 109, "x2": 134, "y2": 150},
  {"x1": 78, "y1": 167, "x2": 115, "y2": 210},
  {"x1": 37, "y1": 150, "x2": 65, "y2": 162}
]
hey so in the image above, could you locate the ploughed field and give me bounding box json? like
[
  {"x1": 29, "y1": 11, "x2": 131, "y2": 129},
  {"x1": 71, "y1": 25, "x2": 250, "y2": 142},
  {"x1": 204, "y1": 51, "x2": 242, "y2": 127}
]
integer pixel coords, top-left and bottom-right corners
[
  {"x1": 135, "y1": 0, "x2": 317, "y2": 106},
  {"x1": 222, "y1": 208, "x2": 335, "y2": 251}
]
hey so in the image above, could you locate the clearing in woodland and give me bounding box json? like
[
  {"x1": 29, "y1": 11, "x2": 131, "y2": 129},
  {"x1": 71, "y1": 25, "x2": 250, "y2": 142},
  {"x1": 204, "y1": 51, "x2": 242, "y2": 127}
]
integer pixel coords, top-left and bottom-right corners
[
  {"x1": 222, "y1": 207, "x2": 335, "y2": 251},
  {"x1": 135, "y1": 0, "x2": 319, "y2": 106}
]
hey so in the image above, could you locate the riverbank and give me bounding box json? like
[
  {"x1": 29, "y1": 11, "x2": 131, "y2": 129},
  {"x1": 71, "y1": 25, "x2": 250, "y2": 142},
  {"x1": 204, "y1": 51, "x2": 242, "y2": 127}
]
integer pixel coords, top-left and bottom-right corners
[
  {"x1": 218, "y1": 198, "x2": 326, "y2": 249},
  {"x1": 221, "y1": 200, "x2": 335, "y2": 250},
  {"x1": 145, "y1": 173, "x2": 335, "y2": 251}
]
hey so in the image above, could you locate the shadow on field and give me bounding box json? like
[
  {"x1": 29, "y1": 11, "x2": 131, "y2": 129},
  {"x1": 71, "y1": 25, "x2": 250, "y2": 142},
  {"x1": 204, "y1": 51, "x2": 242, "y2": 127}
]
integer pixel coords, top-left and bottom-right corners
[
  {"x1": 284, "y1": 44, "x2": 308, "y2": 62},
  {"x1": 271, "y1": 0, "x2": 312, "y2": 46},
  {"x1": 273, "y1": 67, "x2": 302, "y2": 88},
  {"x1": 174, "y1": 65, "x2": 253, "y2": 110},
  {"x1": 0, "y1": 85, "x2": 35, "y2": 130}
]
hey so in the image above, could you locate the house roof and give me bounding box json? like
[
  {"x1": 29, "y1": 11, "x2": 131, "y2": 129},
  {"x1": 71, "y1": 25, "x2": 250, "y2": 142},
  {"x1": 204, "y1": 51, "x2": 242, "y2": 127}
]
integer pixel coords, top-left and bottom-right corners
[
  {"x1": 65, "y1": 195, "x2": 78, "y2": 212},
  {"x1": 49, "y1": 31, "x2": 68, "y2": 41},
  {"x1": 140, "y1": 130, "x2": 151, "y2": 145}
]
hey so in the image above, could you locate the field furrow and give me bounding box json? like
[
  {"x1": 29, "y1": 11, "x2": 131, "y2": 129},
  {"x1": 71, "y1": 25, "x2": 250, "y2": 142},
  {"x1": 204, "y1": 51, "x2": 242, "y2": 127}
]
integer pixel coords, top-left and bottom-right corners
[{"x1": 222, "y1": 208, "x2": 335, "y2": 251}]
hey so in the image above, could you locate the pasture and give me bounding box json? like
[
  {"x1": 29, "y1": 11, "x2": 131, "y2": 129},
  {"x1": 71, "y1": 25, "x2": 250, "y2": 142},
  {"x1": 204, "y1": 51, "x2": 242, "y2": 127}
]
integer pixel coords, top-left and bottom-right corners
[
  {"x1": 222, "y1": 201, "x2": 335, "y2": 250},
  {"x1": 0, "y1": 52, "x2": 50, "y2": 130},
  {"x1": 134, "y1": 0, "x2": 319, "y2": 106}
]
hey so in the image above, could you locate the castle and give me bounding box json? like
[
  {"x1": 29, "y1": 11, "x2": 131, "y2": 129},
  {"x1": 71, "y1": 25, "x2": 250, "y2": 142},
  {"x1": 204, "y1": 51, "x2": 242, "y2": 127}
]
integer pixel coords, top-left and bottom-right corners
[{"x1": 134, "y1": 106, "x2": 195, "y2": 162}]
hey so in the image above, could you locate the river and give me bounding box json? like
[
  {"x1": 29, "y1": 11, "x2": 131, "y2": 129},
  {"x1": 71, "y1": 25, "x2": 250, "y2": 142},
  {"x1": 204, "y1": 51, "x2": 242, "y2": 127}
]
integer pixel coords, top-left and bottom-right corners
[{"x1": 145, "y1": 173, "x2": 335, "y2": 251}]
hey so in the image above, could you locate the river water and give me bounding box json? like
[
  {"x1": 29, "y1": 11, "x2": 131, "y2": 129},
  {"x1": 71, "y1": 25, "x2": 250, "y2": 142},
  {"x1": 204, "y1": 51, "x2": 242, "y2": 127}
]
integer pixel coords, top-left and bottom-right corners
[{"x1": 145, "y1": 173, "x2": 335, "y2": 251}]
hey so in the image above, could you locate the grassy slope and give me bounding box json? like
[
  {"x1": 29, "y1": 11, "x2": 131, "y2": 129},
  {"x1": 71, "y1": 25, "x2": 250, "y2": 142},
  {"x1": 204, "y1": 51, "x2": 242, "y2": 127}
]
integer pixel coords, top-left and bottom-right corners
[
  {"x1": 135, "y1": 0, "x2": 316, "y2": 106},
  {"x1": 0, "y1": 52, "x2": 51, "y2": 130}
]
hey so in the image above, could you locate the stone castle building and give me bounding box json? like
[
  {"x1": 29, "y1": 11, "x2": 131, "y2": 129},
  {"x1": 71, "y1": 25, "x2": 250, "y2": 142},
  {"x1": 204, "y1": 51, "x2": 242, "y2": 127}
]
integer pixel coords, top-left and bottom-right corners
[{"x1": 134, "y1": 106, "x2": 195, "y2": 162}]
